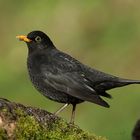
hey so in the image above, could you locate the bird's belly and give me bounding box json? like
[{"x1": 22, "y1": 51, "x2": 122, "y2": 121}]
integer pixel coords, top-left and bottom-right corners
[{"x1": 28, "y1": 72, "x2": 83, "y2": 104}]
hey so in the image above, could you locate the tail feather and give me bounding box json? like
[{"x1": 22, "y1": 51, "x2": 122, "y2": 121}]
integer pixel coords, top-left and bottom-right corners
[
  {"x1": 99, "y1": 91, "x2": 112, "y2": 99},
  {"x1": 94, "y1": 78, "x2": 140, "y2": 107},
  {"x1": 95, "y1": 78, "x2": 140, "y2": 92},
  {"x1": 107, "y1": 78, "x2": 140, "y2": 90},
  {"x1": 119, "y1": 78, "x2": 140, "y2": 85}
]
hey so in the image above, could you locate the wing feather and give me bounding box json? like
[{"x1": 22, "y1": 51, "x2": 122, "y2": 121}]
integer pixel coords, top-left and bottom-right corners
[{"x1": 43, "y1": 70, "x2": 109, "y2": 107}]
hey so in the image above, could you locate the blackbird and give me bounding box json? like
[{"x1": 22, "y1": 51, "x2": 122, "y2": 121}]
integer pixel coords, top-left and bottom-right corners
[{"x1": 16, "y1": 31, "x2": 140, "y2": 123}]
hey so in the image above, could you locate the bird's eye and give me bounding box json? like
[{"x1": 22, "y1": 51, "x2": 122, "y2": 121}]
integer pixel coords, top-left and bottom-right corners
[{"x1": 35, "y1": 36, "x2": 42, "y2": 42}]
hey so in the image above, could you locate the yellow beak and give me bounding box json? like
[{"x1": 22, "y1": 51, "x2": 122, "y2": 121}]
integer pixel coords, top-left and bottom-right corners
[{"x1": 16, "y1": 35, "x2": 32, "y2": 42}]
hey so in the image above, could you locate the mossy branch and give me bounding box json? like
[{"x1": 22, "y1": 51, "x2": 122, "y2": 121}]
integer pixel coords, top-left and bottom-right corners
[{"x1": 0, "y1": 98, "x2": 107, "y2": 140}]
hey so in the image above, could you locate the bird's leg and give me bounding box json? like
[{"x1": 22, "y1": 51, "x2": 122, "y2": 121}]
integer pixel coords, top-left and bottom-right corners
[
  {"x1": 54, "y1": 103, "x2": 69, "y2": 115},
  {"x1": 70, "y1": 104, "x2": 76, "y2": 124}
]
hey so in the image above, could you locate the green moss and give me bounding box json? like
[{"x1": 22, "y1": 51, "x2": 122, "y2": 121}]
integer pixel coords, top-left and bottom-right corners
[
  {"x1": 1, "y1": 107, "x2": 14, "y2": 121},
  {"x1": 15, "y1": 115, "x2": 47, "y2": 139},
  {"x1": 46, "y1": 119, "x2": 107, "y2": 140},
  {"x1": 13, "y1": 109, "x2": 107, "y2": 140},
  {"x1": 1, "y1": 108, "x2": 8, "y2": 113},
  {"x1": 0, "y1": 103, "x2": 107, "y2": 140},
  {"x1": 0, "y1": 128, "x2": 8, "y2": 140}
]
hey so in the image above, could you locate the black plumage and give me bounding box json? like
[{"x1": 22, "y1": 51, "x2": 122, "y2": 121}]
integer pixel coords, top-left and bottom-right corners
[{"x1": 17, "y1": 31, "x2": 140, "y2": 123}]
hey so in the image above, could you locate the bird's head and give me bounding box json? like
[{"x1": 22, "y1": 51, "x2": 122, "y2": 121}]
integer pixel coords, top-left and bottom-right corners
[{"x1": 16, "y1": 31, "x2": 55, "y2": 52}]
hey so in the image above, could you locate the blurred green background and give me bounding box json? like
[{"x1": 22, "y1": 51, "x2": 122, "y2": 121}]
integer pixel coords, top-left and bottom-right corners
[{"x1": 0, "y1": 0, "x2": 140, "y2": 139}]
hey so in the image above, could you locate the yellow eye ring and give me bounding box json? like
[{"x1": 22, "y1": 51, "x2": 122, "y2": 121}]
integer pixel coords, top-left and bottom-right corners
[{"x1": 35, "y1": 36, "x2": 42, "y2": 42}]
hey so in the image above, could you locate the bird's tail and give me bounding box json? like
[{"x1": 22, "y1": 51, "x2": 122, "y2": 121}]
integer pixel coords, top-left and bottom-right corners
[
  {"x1": 117, "y1": 78, "x2": 140, "y2": 87},
  {"x1": 102, "y1": 78, "x2": 140, "y2": 91},
  {"x1": 120, "y1": 78, "x2": 140, "y2": 84}
]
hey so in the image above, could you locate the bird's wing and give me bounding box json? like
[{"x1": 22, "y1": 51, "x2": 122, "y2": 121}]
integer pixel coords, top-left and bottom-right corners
[
  {"x1": 82, "y1": 66, "x2": 121, "y2": 90},
  {"x1": 41, "y1": 64, "x2": 109, "y2": 107},
  {"x1": 54, "y1": 50, "x2": 118, "y2": 85},
  {"x1": 86, "y1": 68, "x2": 140, "y2": 92}
]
